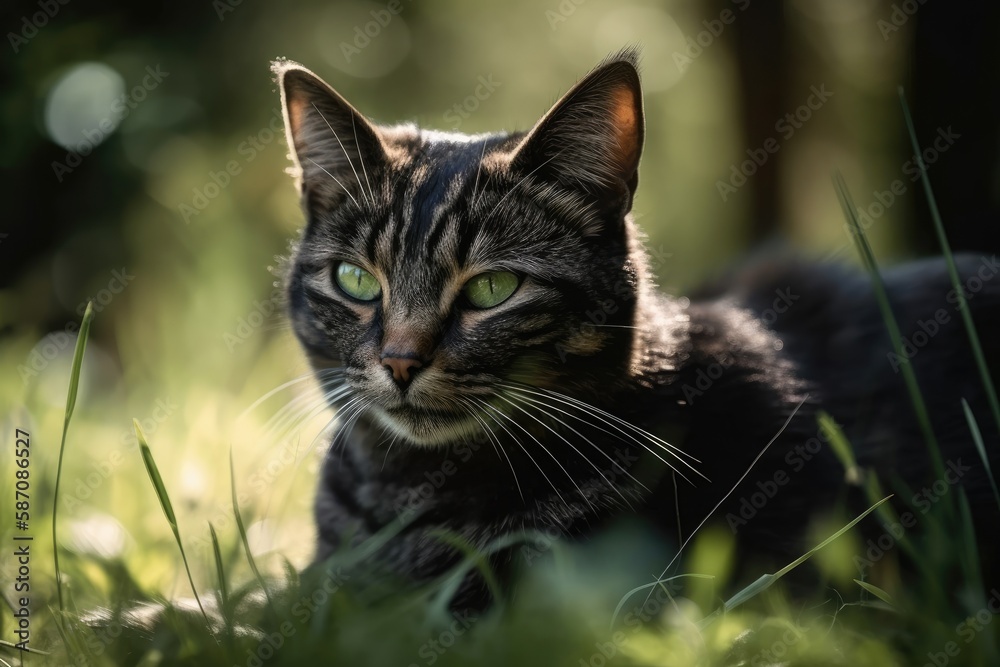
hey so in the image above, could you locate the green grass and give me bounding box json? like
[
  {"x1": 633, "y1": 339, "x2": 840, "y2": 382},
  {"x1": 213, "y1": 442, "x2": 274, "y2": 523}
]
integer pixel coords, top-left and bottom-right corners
[{"x1": 3, "y1": 103, "x2": 999, "y2": 666}]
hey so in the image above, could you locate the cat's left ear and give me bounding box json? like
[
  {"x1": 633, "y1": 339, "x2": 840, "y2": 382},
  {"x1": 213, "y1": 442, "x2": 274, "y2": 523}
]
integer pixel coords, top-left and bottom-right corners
[{"x1": 509, "y1": 49, "x2": 644, "y2": 219}]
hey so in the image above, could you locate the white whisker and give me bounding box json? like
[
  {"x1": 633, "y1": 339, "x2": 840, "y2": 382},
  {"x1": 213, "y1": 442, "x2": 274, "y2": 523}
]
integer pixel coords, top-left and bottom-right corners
[
  {"x1": 497, "y1": 391, "x2": 630, "y2": 511},
  {"x1": 458, "y1": 397, "x2": 524, "y2": 503},
  {"x1": 473, "y1": 397, "x2": 565, "y2": 506}
]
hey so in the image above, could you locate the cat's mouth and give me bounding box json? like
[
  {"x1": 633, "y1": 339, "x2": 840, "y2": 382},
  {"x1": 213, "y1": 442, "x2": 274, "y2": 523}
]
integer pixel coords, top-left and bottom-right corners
[{"x1": 369, "y1": 402, "x2": 480, "y2": 446}]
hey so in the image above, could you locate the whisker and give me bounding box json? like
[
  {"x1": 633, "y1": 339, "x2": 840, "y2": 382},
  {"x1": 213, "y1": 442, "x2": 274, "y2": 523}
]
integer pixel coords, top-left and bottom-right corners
[
  {"x1": 501, "y1": 385, "x2": 695, "y2": 486},
  {"x1": 237, "y1": 369, "x2": 342, "y2": 421},
  {"x1": 502, "y1": 381, "x2": 704, "y2": 470},
  {"x1": 457, "y1": 397, "x2": 524, "y2": 503},
  {"x1": 497, "y1": 391, "x2": 634, "y2": 511},
  {"x1": 473, "y1": 397, "x2": 583, "y2": 513},
  {"x1": 263, "y1": 384, "x2": 351, "y2": 446},
  {"x1": 472, "y1": 396, "x2": 563, "y2": 507},
  {"x1": 289, "y1": 388, "x2": 355, "y2": 462}
]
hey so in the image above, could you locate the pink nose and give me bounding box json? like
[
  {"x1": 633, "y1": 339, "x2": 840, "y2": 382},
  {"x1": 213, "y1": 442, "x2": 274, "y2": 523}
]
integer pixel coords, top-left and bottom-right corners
[{"x1": 381, "y1": 356, "x2": 423, "y2": 384}]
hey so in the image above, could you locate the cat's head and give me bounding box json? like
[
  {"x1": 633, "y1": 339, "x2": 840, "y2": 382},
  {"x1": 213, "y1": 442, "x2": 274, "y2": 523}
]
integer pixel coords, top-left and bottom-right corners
[{"x1": 276, "y1": 50, "x2": 649, "y2": 447}]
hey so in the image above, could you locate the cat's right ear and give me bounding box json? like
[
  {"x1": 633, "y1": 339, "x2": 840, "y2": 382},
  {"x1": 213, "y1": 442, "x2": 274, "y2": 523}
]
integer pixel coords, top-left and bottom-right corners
[{"x1": 273, "y1": 60, "x2": 385, "y2": 210}]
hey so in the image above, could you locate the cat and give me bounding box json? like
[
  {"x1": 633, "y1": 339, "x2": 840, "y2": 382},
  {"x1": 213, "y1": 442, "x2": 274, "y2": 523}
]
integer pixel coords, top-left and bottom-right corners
[{"x1": 274, "y1": 48, "x2": 1000, "y2": 608}]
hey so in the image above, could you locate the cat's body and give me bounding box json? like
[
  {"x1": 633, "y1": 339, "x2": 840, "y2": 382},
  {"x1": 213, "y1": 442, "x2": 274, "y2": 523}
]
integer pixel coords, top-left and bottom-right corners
[{"x1": 274, "y1": 51, "x2": 1000, "y2": 607}]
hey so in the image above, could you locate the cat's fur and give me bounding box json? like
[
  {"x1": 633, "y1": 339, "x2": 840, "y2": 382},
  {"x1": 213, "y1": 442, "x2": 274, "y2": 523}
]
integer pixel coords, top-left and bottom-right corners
[{"x1": 274, "y1": 50, "x2": 1000, "y2": 606}]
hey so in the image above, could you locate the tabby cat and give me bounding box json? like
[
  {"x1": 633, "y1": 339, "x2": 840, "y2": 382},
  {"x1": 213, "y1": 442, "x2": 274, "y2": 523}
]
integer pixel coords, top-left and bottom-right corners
[{"x1": 274, "y1": 49, "x2": 1000, "y2": 607}]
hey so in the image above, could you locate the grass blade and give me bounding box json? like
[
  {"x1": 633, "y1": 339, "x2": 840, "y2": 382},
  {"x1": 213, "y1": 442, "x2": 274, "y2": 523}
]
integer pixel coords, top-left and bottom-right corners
[
  {"x1": 135, "y1": 419, "x2": 212, "y2": 629},
  {"x1": 209, "y1": 522, "x2": 230, "y2": 612},
  {"x1": 834, "y1": 172, "x2": 947, "y2": 485},
  {"x1": 52, "y1": 301, "x2": 95, "y2": 613},
  {"x1": 229, "y1": 447, "x2": 276, "y2": 613},
  {"x1": 899, "y1": 88, "x2": 1000, "y2": 441},
  {"x1": 818, "y1": 411, "x2": 862, "y2": 485},
  {"x1": 854, "y1": 579, "x2": 894, "y2": 607},
  {"x1": 717, "y1": 495, "x2": 892, "y2": 616},
  {"x1": 963, "y1": 398, "x2": 1000, "y2": 511},
  {"x1": 427, "y1": 528, "x2": 504, "y2": 610},
  {"x1": 956, "y1": 488, "x2": 983, "y2": 590}
]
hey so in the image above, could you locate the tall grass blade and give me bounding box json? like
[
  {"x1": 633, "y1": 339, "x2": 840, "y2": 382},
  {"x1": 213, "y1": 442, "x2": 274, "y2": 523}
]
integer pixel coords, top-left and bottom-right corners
[
  {"x1": 229, "y1": 448, "x2": 276, "y2": 613},
  {"x1": 52, "y1": 301, "x2": 94, "y2": 613},
  {"x1": 963, "y1": 398, "x2": 1000, "y2": 511},
  {"x1": 899, "y1": 88, "x2": 1000, "y2": 441},
  {"x1": 135, "y1": 420, "x2": 212, "y2": 629},
  {"x1": 834, "y1": 172, "x2": 947, "y2": 484},
  {"x1": 714, "y1": 495, "x2": 892, "y2": 618}
]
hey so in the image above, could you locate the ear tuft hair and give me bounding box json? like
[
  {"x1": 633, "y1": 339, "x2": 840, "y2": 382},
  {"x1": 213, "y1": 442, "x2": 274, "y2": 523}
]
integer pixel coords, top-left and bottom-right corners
[{"x1": 274, "y1": 60, "x2": 385, "y2": 211}]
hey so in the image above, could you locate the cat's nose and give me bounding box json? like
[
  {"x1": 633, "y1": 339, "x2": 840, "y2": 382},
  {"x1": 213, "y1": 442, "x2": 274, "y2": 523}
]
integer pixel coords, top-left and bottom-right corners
[{"x1": 381, "y1": 354, "x2": 423, "y2": 387}]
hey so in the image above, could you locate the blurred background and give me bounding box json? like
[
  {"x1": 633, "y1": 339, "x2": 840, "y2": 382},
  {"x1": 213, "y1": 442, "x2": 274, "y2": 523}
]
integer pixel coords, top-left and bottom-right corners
[{"x1": 2, "y1": 0, "x2": 999, "y2": 601}]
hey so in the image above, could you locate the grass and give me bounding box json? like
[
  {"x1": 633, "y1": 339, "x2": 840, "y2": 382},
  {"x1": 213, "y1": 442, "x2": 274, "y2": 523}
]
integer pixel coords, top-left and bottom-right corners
[{"x1": 3, "y1": 103, "x2": 999, "y2": 666}]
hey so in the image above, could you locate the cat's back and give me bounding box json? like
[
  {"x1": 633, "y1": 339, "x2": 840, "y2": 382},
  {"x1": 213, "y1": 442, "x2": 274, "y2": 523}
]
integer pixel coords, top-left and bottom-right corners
[{"x1": 701, "y1": 251, "x2": 1000, "y2": 468}]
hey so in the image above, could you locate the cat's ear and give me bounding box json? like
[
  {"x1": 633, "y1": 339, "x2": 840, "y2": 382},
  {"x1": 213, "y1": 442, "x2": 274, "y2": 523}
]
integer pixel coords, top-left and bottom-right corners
[
  {"x1": 509, "y1": 49, "x2": 644, "y2": 218},
  {"x1": 274, "y1": 60, "x2": 385, "y2": 210}
]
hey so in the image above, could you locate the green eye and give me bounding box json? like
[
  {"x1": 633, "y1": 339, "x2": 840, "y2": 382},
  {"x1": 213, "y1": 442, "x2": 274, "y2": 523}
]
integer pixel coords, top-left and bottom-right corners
[
  {"x1": 463, "y1": 271, "x2": 520, "y2": 309},
  {"x1": 335, "y1": 262, "x2": 381, "y2": 301}
]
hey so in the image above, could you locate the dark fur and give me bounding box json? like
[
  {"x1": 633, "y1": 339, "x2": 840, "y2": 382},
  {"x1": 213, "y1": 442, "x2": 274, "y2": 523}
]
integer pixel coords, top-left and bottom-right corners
[{"x1": 274, "y1": 50, "x2": 1000, "y2": 607}]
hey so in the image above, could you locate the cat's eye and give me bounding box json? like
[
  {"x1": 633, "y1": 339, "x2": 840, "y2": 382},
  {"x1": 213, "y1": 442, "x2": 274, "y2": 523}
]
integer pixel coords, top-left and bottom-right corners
[
  {"x1": 335, "y1": 262, "x2": 382, "y2": 302},
  {"x1": 462, "y1": 271, "x2": 520, "y2": 309}
]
